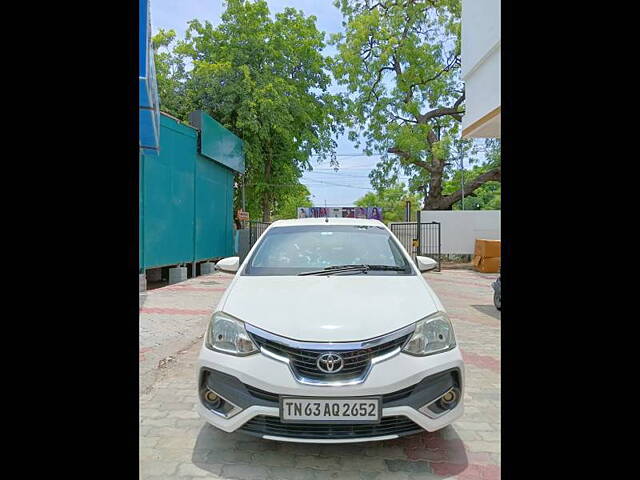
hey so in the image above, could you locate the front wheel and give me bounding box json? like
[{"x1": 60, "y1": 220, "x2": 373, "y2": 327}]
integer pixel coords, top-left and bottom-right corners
[{"x1": 494, "y1": 290, "x2": 501, "y2": 311}]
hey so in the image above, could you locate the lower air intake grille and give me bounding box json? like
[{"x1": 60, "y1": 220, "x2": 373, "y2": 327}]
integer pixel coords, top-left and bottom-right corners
[
  {"x1": 240, "y1": 415, "x2": 423, "y2": 440},
  {"x1": 244, "y1": 383, "x2": 416, "y2": 406}
]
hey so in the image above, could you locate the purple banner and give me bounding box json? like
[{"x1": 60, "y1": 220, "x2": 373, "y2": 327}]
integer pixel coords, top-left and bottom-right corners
[{"x1": 297, "y1": 207, "x2": 383, "y2": 220}]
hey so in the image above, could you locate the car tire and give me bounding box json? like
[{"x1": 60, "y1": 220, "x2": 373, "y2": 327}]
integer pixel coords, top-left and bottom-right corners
[{"x1": 494, "y1": 291, "x2": 501, "y2": 311}]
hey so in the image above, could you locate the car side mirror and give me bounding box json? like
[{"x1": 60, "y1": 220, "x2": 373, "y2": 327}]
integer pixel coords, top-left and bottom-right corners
[
  {"x1": 416, "y1": 256, "x2": 437, "y2": 272},
  {"x1": 215, "y1": 256, "x2": 240, "y2": 273}
]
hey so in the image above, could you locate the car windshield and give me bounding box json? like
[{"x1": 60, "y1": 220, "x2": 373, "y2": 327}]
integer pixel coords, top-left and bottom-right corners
[{"x1": 243, "y1": 225, "x2": 414, "y2": 276}]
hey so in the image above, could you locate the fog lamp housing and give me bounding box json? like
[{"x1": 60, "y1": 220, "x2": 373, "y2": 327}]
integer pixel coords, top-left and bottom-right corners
[
  {"x1": 200, "y1": 387, "x2": 241, "y2": 418},
  {"x1": 419, "y1": 387, "x2": 461, "y2": 418},
  {"x1": 199, "y1": 369, "x2": 243, "y2": 419}
]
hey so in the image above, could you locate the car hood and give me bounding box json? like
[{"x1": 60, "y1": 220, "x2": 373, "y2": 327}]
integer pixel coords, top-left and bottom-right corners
[{"x1": 221, "y1": 274, "x2": 439, "y2": 342}]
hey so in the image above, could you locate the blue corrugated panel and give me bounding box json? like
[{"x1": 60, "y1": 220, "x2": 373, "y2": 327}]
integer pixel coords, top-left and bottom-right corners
[
  {"x1": 188, "y1": 110, "x2": 245, "y2": 173},
  {"x1": 140, "y1": 151, "x2": 145, "y2": 271},
  {"x1": 140, "y1": 113, "x2": 238, "y2": 270},
  {"x1": 195, "y1": 155, "x2": 235, "y2": 260},
  {"x1": 142, "y1": 116, "x2": 196, "y2": 268},
  {"x1": 139, "y1": 0, "x2": 160, "y2": 155}
]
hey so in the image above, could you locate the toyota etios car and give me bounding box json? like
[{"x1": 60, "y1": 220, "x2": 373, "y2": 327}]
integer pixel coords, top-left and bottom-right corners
[{"x1": 197, "y1": 218, "x2": 464, "y2": 443}]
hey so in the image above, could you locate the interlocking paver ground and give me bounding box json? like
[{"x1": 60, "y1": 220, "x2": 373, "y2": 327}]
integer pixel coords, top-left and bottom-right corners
[
  {"x1": 139, "y1": 271, "x2": 236, "y2": 392},
  {"x1": 140, "y1": 269, "x2": 500, "y2": 479}
]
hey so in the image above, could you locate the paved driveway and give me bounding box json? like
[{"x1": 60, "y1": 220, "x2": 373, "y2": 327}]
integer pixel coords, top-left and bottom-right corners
[
  {"x1": 139, "y1": 272, "x2": 236, "y2": 393},
  {"x1": 140, "y1": 269, "x2": 500, "y2": 479}
]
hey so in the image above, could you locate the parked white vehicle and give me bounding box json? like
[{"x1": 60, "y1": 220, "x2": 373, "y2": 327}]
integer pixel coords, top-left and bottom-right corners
[{"x1": 197, "y1": 218, "x2": 464, "y2": 443}]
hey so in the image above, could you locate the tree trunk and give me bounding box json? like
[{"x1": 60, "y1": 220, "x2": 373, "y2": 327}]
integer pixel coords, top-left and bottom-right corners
[
  {"x1": 423, "y1": 167, "x2": 501, "y2": 210},
  {"x1": 423, "y1": 153, "x2": 443, "y2": 210},
  {"x1": 262, "y1": 152, "x2": 272, "y2": 222},
  {"x1": 421, "y1": 134, "x2": 443, "y2": 210},
  {"x1": 261, "y1": 196, "x2": 270, "y2": 222}
]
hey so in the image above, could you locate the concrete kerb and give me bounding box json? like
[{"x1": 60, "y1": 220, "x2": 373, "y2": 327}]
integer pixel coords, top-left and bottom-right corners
[{"x1": 169, "y1": 266, "x2": 188, "y2": 285}]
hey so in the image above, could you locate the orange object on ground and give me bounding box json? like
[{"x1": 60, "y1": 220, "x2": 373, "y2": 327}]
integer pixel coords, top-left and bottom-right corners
[
  {"x1": 473, "y1": 239, "x2": 501, "y2": 273},
  {"x1": 474, "y1": 239, "x2": 501, "y2": 258},
  {"x1": 473, "y1": 255, "x2": 500, "y2": 273}
]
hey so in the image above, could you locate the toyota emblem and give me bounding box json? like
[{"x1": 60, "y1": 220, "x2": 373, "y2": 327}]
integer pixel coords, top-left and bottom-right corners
[{"x1": 316, "y1": 353, "x2": 344, "y2": 373}]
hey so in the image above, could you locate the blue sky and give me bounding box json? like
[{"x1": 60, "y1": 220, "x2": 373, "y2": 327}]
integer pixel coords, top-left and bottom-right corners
[{"x1": 149, "y1": 0, "x2": 468, "y2": 206}]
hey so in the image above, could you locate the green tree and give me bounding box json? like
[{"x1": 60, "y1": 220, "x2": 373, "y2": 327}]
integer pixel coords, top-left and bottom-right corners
[
  {"x1": 354, "y1": 182, "x2": 422, "y2": 223},
  {"x1": 155, "y1": 0, "x2": 344, "y2": 221},
  {"x1": 443, "y1": 169, "x2": 501, "y2": 210},
  {"x1": 331, "y1": 0, "x2": 500, "y2": 210},
  {"x1": 442, "y1": 138, "x2": 500, "y2": 209},
  {"x1": 152, "y1": 29, "x2": 191, "y2": 119},
  {"x1": 272, "y1": 184, "x2": 313, "y2": 221}
]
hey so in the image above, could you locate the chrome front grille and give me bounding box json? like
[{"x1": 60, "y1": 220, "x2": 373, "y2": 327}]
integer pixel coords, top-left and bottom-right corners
[{"x1": 246, "y1": 324, "x2": 414, "y2": 384}]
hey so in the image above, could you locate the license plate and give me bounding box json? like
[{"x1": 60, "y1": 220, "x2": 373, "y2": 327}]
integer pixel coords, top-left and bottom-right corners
[{"x1": 280, "y1": 397, "x2": 381, "y2": 424}]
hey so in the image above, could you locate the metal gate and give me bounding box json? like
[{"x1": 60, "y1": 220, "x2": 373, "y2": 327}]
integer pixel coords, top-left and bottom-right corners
[
  {"x1": 390, "y1": 216, "x2": 441, "y2": 271},
  {"x1": 248, "y1": 221, "x2": 271, "y2": 249}
]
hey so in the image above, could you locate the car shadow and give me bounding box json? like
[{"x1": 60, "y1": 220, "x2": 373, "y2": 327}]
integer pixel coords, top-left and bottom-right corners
[
  {"x1": 471, "y1": 304, "x2": 501, "y2": 320},
  {"x1": 191, "y1": 424, "x2": 260, "y2": 471},
  {"x1": 191, "y1": 423, "x2": 469, "y2": 478},
  {"x1": 382, "y1": 426, "x2": 470, "y2": 477}
]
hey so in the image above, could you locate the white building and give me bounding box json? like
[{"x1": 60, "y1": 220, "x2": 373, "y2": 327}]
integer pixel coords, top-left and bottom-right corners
[{"x1": 461, "y1": 0, "x2": 501, "y2": 138}]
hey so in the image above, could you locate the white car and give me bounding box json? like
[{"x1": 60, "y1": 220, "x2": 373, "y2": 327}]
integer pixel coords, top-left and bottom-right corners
[{"x1": 197, "y1": 218, "x2": 464, "y2": 443}]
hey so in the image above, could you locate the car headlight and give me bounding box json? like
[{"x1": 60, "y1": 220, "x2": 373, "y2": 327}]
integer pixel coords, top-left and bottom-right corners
[
  {"x1": 402, "y1": 312, "x2": 456, "y2": 356},
  {"x1": 205, "y1": 312, "x2": 258, "y2": 356}
]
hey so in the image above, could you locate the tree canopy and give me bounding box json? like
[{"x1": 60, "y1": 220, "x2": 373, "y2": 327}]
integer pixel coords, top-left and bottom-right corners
[
  {"x1": 442, "y1": 138, "x2": 500, "y2": 210},
  {"x1": 153, "y1": 0, "x2": 344, "y2": 221},
  {"x1": 354, "y1": 182, "x2": 422, "y2": 223},
  {"x1": 331, "y1": 0, "x2": 500, "y2": 210},
  {"x1": 152, "y1": 0, "x2": 500, "y2": 220}
]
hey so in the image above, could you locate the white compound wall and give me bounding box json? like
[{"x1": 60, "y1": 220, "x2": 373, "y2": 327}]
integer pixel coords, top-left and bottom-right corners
[{"x1": 393, "y1": 210, "x2": 501, "y2": 255}]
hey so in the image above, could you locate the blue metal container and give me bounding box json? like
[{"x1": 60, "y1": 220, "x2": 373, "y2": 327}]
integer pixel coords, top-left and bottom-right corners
[
  {"x1": 140, "y1": 112, "x2": 245, "y2": 270},
  {"x1": 139, "y1": 0, "x2": 160, "y2": 155}
]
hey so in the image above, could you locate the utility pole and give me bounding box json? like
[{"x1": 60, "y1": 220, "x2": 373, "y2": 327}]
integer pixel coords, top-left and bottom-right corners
[
  {"x1": 422, "y1": 184, "x2": 429, "y2": 211},
  {"x1": 459, "y1": 146, "x2": 465, "y2": 210},
  {"x1": 241, "y1": 175, "x2": 246, "y2": 212}
]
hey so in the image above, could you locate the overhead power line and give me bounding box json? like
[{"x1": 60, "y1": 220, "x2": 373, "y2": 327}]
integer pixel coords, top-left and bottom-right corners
[
  {"x1": 247, "y1": 152, "x2": 385, "y2": 160},
  {"x1": 304, "y1": 171, "x2": 413, "y2": 180},
  {"x1": 245, "y1": 179, "x2": 373, "y2": 190},
  {"x1": 308, "y1": 165, "x2": 379, "y2": 171},
  {"x1": 304, "y1": 180, "x2": 372, "y2": 189}
]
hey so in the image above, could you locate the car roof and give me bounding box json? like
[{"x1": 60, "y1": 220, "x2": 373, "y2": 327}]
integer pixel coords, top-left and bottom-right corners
[{"x1": 269, "y1": 218, "x2": 386, "y2": 228}]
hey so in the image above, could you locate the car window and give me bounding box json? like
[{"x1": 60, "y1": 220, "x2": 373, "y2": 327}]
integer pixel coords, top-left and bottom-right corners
[{"x1": 243, "y1": 225, "x2": 414, "y2": 276}]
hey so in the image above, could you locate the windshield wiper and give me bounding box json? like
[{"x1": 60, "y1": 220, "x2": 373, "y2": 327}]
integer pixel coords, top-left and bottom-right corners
[
  {"x1": 298, "y1": 264, "x2": 368, "y2": 276},
  {"x1": 298, "y1": 264, "x2": 407, "y2": 276},
  {"x1": 365, "y1": 264, "x2": 408, "y2": 271}
]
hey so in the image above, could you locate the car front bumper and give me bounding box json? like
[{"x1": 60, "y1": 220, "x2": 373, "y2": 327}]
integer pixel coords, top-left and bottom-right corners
[{"x1": 196, "y1": 343, "x2": 464, "y2": 443}]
